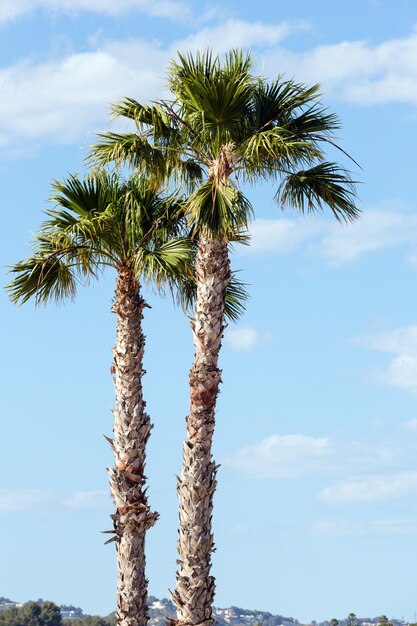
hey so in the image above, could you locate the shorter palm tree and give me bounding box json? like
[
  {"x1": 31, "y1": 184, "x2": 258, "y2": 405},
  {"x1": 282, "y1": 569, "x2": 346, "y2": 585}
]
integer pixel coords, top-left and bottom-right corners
[{"x1": 7, "y1": 172, "x2": 192, "y2": 626}]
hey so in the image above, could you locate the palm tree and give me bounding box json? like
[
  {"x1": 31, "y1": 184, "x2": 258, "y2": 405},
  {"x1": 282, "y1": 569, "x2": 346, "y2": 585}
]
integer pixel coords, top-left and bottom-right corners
[
  {"x1": 7, "y1": 172, "x2": 192, "y2": 626},
  {"x1": 347, "y1": 614, "x2": 357, "y2": 626},
  {"x1": 89, "y1": 50, "x2": 360, "y2": 626}
]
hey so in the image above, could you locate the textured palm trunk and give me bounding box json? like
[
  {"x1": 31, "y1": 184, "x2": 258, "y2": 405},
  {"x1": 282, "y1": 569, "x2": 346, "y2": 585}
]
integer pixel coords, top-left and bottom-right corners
[
  {"x1": 171, "y1": 234, "x2": 230, "y2": 626},
  {"x1": 108, "y1": 265, "x2": 158, "y2": 626}
]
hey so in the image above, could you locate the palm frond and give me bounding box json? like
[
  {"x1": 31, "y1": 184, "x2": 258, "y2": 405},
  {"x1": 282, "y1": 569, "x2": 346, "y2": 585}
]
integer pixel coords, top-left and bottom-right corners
[
  {"x1": 45, "y1": 173, "x2": 124, "y2": 261},
  {"x1": 283, "y1": 105, "x2": 340, "y2": 138},
  {"x1": 88, "y1": 132, "x2": 165, "y2": 175},
  {"x1": 111, "y1": 98, "x2": 156, "y2": 125},
  {"x1": 136, "y1": 237, "x2": 193, "y2": 290},
  {"x1": 277, "y1": 162, "x2": 359, "y2": 222},
  {"x1": 249, "y1": 79, "x2": 324, "y2": 132},
  {"x1": 8, "y1": 250, "x2": 79, "y2": 305},
  {"x1": 241, "y1": 127, "x2": 323, "y2": 178},
  {"x1": 49, "y1": 173, "x2": 111, "y2": 217},
  {"x1": 168, "y1": 50, "x2": 255, "y2": 153},
  {"x1": 223, "y1": 274, "x2": 249, "y2": 322},
  {"x1": 187, "y1": 179, "x2": 253, "y2": 239}
]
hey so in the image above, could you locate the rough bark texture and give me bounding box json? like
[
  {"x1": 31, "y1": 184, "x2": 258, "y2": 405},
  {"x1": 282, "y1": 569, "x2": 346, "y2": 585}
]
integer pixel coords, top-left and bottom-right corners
[
  {"x1": 171, "y1": 234, "x2": 230, "y2": 626},
  {"x1": 108, "y1": 265, "x2": 158, "y2": 626}
]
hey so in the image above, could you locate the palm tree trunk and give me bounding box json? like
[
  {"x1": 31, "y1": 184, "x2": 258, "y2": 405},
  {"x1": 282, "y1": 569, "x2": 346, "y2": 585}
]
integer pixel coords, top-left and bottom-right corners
[
  {"x1": 171, "y1": 234, "x2": 230, "y2": 626},
  {"x1": 108, "y1": 265, "x2": 158, "y2": 626}
]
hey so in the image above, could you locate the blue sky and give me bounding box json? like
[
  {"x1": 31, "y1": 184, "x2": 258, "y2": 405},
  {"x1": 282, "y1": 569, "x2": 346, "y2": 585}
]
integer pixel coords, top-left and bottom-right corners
[{"x1": 1, "y1": 0, "x2": 417, "y2": 622}]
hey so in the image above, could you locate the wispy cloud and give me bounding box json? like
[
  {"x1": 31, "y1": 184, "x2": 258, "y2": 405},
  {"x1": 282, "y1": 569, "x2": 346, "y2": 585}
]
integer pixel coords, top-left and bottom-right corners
[
  {"x1": 354, "y1": 325, "x2": 417, "y2": 395},
  {"x1": 320, "y1": 210, "x2": 417, "y2": 266},
  {"x1": 175, "y1": 19, "x2": 306, "y2": 55},
  {"x1": 318, "y1": 471, "x2": 417, "y2": 504},
  {"x1": 62, "y1": 490, "x2": 110, "y2": 509},
  {"x1": 264, "y1": 26, "x2": 417, "y2": 106},
  {"x1": 225, "y1": 326, "x2": 274, "y2": 351},
  {"x1": 0, "y1": 0, "x2": 192, "y2": 23},
  {"x1": 381, "y1": 355, "x2": 417, "y2": 394},
  {"x1": 311, "y1": 518, "x2": 417, "y2": 537},
  {"x1": 0, "y1": 489, "x2": 109, "y2": 512},
  {"x1": 224, "y1": 433, "x2": 404, "y2": 479},
  {"x1": 240, "y1": 210, "x2": 417, "y2": 267},
  {"x1": 224, "y1": 434, "x2": 331, "y2": 478},
  {"x1": 241, "y1": 217, "x2": 322, "y2": 256},
  {"x1": 354, "y1": 325, "x2": 417, "y2": 355},
  {"x1": 0, "y1": 40, "x2": 167, "y2": 152}
]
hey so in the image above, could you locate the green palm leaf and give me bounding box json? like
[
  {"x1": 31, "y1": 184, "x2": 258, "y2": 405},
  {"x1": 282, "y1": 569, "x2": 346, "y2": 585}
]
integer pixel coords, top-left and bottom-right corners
[
  {"x1": 278, "y1": 162, "x2": 359, "y2": 222},
  {"x1": 7, "y1": 171, "x2": 195, "y2": 305},
  {"x1": 137, "y1": 237, "x2": 193, "y2": 289},
  {"x1": 186, "y1": 179, "x2": 253, "y2": 238},
  {"x1": 8, "y1": 249, "x2": 79, "y2": 305}
]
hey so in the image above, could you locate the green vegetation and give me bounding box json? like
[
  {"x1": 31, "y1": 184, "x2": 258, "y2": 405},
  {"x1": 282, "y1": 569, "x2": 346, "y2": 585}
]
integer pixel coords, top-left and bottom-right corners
[
  {"x1": 0, "y1": 602, "x2": 62, "y2": 626},
  {"x1": 63, "y1": 616, "x2": 115, "y2": 626}
]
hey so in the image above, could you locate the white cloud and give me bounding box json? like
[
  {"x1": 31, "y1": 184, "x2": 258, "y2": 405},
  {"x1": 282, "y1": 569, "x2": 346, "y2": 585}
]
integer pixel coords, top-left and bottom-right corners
[
  {"x1": 225, "y1": 326, "x2": 273, "y2": 351},
  {"x1": 320, "y1": 211, "x2": 417, "y2": 266},
  {"x1": 264, "y1": 27, "x2": 417, "y2": 106},
  {"x1": 224, "y1": 433, "x2": 403, "y2": 479},
  {"x1": 240, "y1": 210, "x2": 417, "y2": 266},
  {"x1": 0, "y1": 489, "x2": 109, "y2": 512},
  {"x1": 62, "y1": 490, "x2": 109, "y2": 509},
  {"x1": 319, "y1": 471, "x2": 417, "y2": 504},
  {"x1": 382, "y1": 354, "x2": 417, "y2": 393},
  {"x1": 0, "y1": 490, "x2": 55, "y2": 511},
  {"x1": 355, "y1": 325, "x2": 417, "y2": 394},
  {"x1": 0, "y1": 0, "x2": 192, "y2": 23},
  {"x1": 225, "y1": 434, "x2": 331, "y2": 478},
  {"x1": 242, "y1": 217, "x2": 322, "y2": 256},
  {"x1": 176, "y1": 20, "x2": 305, "y2": 55},
  {"x1": 0, "y1": 40, "x2": 167, "y2": 150},
  {"x1": 356, "y1": 325, "x2": 417, "y2": 355},
  {"x1": 402, "y1": 418, "x2": 417, "y2": 431},
  {"x1": 312, "y1": 518, "x2": 417, "y2": 537}
]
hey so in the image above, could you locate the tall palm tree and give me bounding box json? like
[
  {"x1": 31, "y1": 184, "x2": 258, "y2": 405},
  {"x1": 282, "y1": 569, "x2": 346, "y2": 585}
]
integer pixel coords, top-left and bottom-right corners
[
  {"x1": 89, "y1": 50, "x2": 360, "y2": 626},
  {"x1": 7, "y1": 172, "x2": 192, "y2": 626}
]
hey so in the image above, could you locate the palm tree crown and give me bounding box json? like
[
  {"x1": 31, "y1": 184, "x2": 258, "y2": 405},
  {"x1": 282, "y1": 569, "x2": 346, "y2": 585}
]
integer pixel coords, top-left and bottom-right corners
[
  {"x1": 89, "y1": 49, "x2": 359, "y2": 236},
  {"x1": 8, "y1": 172, "x2": 191, "y2": 305}
]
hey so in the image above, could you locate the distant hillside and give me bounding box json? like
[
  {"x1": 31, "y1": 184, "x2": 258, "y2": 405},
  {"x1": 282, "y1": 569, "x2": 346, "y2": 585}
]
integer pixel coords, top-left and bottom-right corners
[
  {"x1": 0, "y1": 595, "x2": 411, "y2": 626},
  {"x1": 148, "y1": 597, "x2": 297, "y2": 626}
]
